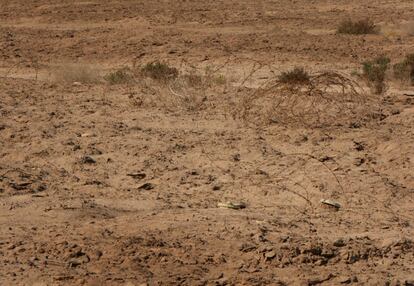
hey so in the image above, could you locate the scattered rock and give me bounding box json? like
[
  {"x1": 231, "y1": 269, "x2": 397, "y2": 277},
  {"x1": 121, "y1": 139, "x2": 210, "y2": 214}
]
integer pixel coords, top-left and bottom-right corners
[
  {"x1": 212, "y1": 185, "x2": 222, "y2": 191},
  {"x1": 87, "y1": 146, "x2": 103, "y2": 155},
  {"x1": 354, "y1": 157, "x2": 365, "y2": 166},
  {"x1": 35, "y1": 184, "x2": 47, "y2": 192},
  {"x1": 308, "y1": 274, "x2": 334, "y2": 286},
  {"x1": 189, "y1": 170, "x2": 199, "y2": 175},
  {"x1": 91, "y1": 250, "x2": 103, "y2": 260},
  {"x1": 217, "y1": 201, "x2": 246, "y2": 210},
  {"x1": 81, "y1": 155, "x2": 96, "y2": 164},
  {"x1": 232, "y1": 154, "x2": 241, "y2": 161},
  {"x1": 10, "y1": 182, "x2": 31, "y2": 190},
  {"x1": 127, "y1": 173, "x2": 146, "y2": 180},
  {"x1": 216, "y1": 277, "x2": 228, "y2": 286},
  {"x1": 265, "y1": 250, "x2": 277, "y2": 260},
  {"x1": 338, "y1": 276, "x2": 351, "y2": 284},
  {"x1": 68, "y1": 256, "x2": 89, "y2": 267},
  {"x1": 67, "y1": 251, "x2": 90, "y2": 267},
  {"x1": 333, "y1": 239, "x2": 346, "y2": 247},
  {"x1": 239, "y1": 243, "x2": 257, "y2": 252},
  {"x1": 320, "y1": 199, "x2": 341, "y2": 210},
  {"x1": 85, "y1": 179, "x2": 103, "y2": 186},
  {"x1": 138, "y1": 183, "x2": 155, "y2": 190},
  {"x1": 319, "y1": 155, "x2": 334, "y2": 162},
  {"x1": 294, "y1": 134, "x2": 308, "y2": 144},
  {"x1": 353, "y1": 141, "x2": 365, "y2": 151},
  {"x1": 255, "y1": 169, "x2": 269, "y2": 176}
]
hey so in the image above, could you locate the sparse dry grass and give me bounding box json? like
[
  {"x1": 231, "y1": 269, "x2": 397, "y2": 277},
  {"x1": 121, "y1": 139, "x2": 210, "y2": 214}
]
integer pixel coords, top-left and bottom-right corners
[
  {"x1": 393, "y1": 54, "x2": 414, "y2": 85},
  {"x1": 337, "y1": 19, "x2": 378, "y2": 35},
  {"x1": 52, "y1": 64, "x2": 101, "y2": 84}
]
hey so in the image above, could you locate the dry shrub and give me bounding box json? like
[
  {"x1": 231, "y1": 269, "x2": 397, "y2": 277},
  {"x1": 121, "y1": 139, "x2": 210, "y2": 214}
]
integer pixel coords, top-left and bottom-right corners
[
  {"x1": 141, "y1": 61, "x2": 178, "y2": 82},
  {"x1": 278, "y1": 67, "x2": 310, "y2": 84},
  {"x1": 238, "y1": 69, "x2": 376, "y2": 128},
  {"x1": 337, "y1": 19, "x2": 378, "y2": 35},
  {"x1": 393, "y1": 53, "x2": 414, "y2": 85},
  {"x1": 112, "y1": 60, "x2": 228, "y2": 111},
  {"x1": 164, "y1": 69, "x2": 226, "y2": 111},
  {"x1": 138, "y1": 63, "x2": 228, "y2": 112},
  {"x1": 52, "y1": 64, "x2": 101, "y2": 84},
  {"x1": 167, "y1": 76, "x2": 209, "y2": 111},
  {"x1": 104, "y1": 67, "x2": 134, "y2": 85},
  {"x1": 362, "y1": 56, "x2": 390, "y2": 94}
]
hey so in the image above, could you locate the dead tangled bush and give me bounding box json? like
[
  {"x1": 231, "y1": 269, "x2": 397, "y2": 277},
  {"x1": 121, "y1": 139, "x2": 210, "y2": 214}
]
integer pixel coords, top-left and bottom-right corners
[
  {"x1": 52, "y1": 64, "x2": 101, "y2": 84},
  {"x1": 362, "y1": 56, "x2": 390, "y2": 94},
  {"x1": 393, "y1": 53, "x2": 414, "y2": 85},
  {"x1": 167, "y1": 76, "x2": 208, "y2": 111},
  {"x1": 238, "y1": 69, "x2": 376, "y2": 127},
  {"x1": 278, "y1": 67, "x2": 310, "y2": 84},
  {"x1": 141, "y1": 61, "x2": 178, "y2": 82},
  {"x1": 164, "y1": 67, "x2": 226, "y2": 111},
  {"x1": 337, "y1": 19, "x2": 378, "y2": 35},
  {"x1": 104, "y1": 68, "x2": 134, "y2": 85},
  {"x1": 136, "y1": 63, "x2": 228, "y2": 112}
]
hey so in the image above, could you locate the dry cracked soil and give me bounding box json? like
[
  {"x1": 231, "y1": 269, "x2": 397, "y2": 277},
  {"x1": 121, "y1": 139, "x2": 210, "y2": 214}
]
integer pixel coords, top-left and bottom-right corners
[{"x1": 1, "y1": 1, "x2": 414, "y2": 285}]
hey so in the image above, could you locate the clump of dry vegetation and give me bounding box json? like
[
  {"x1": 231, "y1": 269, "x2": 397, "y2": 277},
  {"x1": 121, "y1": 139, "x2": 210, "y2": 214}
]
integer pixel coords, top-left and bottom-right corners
[
  {"x1": 393, "y1": 53, "x2": 414, "y2": 85},
  {"x1": 104, "y1": 68, "x2": 134, "y2": 85},
  {"x1": 337, "y1": 19, "x2": 378, "y2": 35},
  {"x1": 52, "y1": 64, "x2": 101, "y2": 84},
  {"x1": 141, "y1": 61, "x2": 178, "y2": 82},
  {"x1": 135, "y1": 62, "x2": 229, "y2": 112},
  {"x1": 238, "y1": 68, "x2": 375, "y2": 127},
  {"x1": 278, "y1": 67, "x2": 310, "y2": 84},
  {"x1": 163, "y1": 67, "x2": 227, "y2": 112},
  {"x1": 181, "y1": 68, "x2": 226, "y2": 89},
  {"x1": 362, "y1": 56, "x2": 390, "y2": 94}
]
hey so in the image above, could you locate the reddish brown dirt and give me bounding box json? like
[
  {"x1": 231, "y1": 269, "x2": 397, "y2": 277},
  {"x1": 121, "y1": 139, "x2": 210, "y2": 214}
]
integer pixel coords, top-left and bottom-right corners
[{"x1": 1, "y1": 1, "x2": 414, "y2": 285}]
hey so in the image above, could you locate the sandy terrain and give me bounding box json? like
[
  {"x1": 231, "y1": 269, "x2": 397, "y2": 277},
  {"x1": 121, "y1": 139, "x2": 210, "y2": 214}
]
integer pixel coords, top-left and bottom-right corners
[{"x1": 1, "y1": 1, "x2": 414, "y2": 285}]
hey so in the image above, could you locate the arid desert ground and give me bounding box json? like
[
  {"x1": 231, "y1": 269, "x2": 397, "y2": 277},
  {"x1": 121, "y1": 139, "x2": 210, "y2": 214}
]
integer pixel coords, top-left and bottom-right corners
[{"x1": 1, "y1": 1, "x2": 414, "y2": 285}]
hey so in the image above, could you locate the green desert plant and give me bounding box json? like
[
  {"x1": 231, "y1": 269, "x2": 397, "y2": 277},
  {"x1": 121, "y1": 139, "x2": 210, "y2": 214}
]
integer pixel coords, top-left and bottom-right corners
[
  {"x1": 362, "y1": 56, "x2": 390, "y2": 94},
  {"x1": 337, "y1": 19, "x2": 378, "y2": 35}
]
